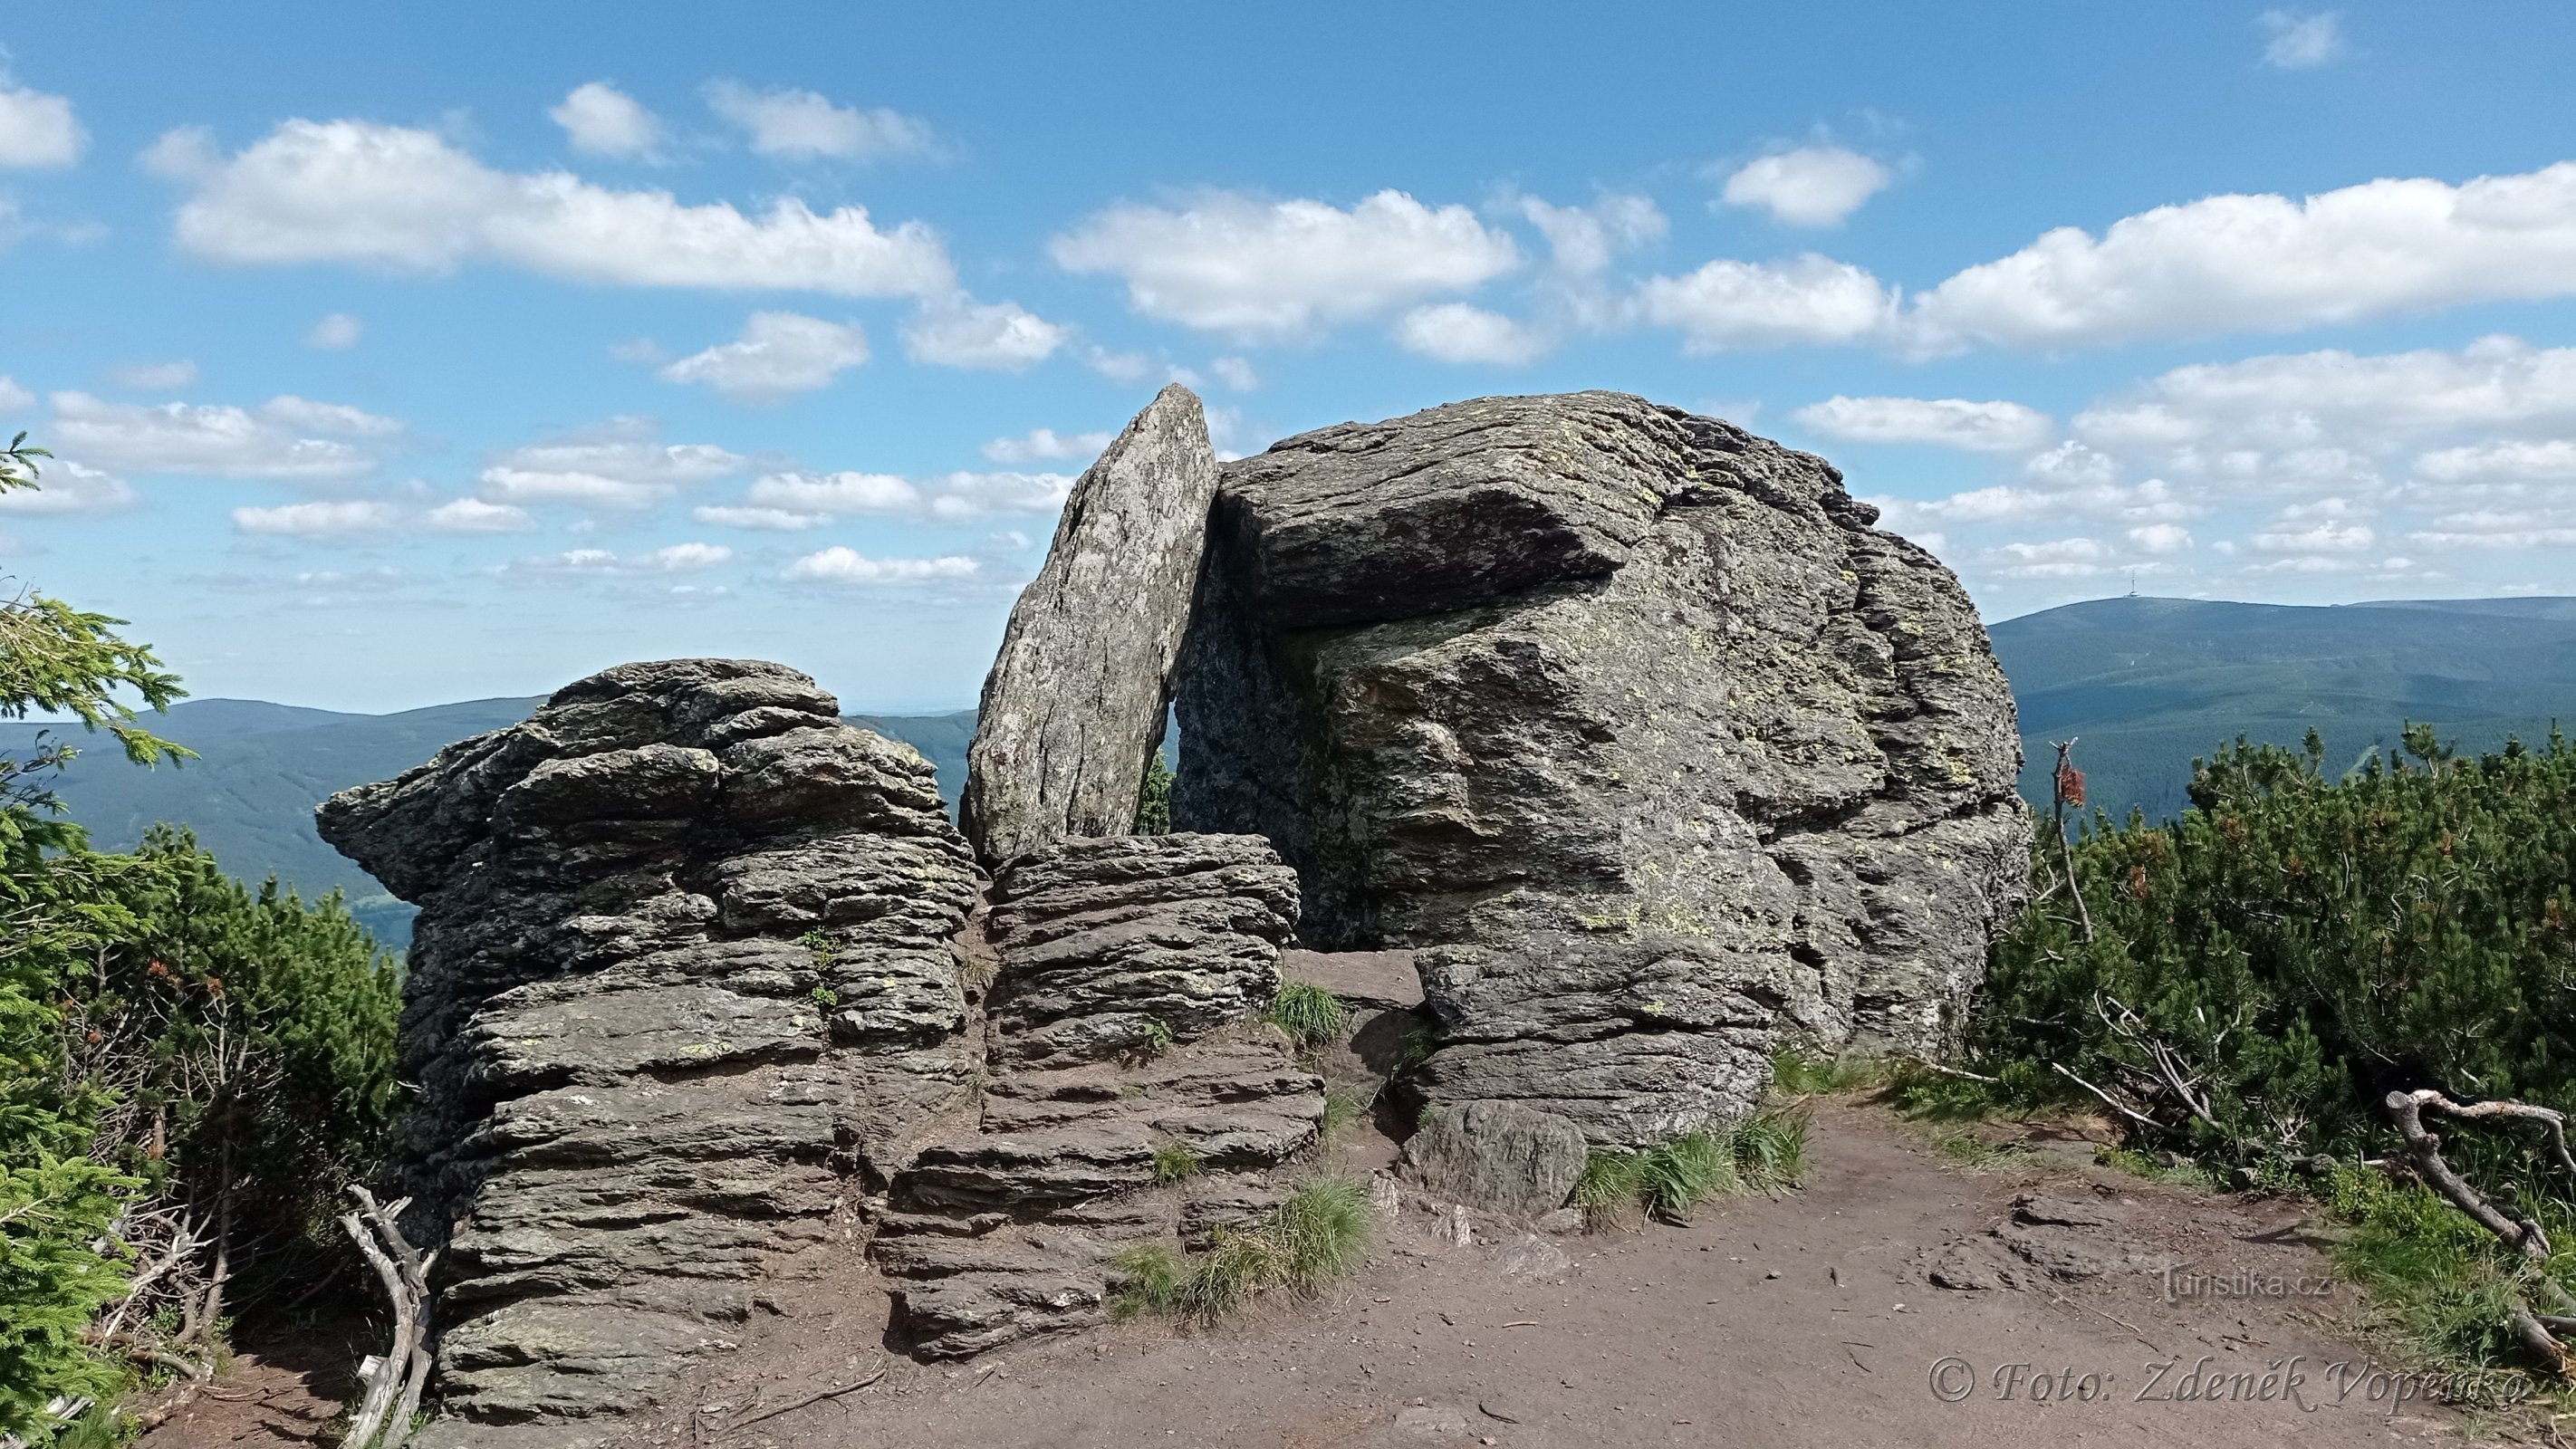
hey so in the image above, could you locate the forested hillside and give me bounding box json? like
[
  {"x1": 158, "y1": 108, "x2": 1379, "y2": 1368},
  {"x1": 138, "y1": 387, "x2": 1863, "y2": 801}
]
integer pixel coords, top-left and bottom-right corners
[
  {"x1": 0, "y1": 701, "x2": 978, "y2": 946},
  {"x1": 1990, "y1": 595, "x2": 2576, "y2": 821}
]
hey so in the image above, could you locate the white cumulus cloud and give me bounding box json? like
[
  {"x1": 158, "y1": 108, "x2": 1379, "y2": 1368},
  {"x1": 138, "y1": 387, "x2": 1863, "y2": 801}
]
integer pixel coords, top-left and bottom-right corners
[
  {"x1": 690, "y1": 504, "x2": 831, "y2": 531},
  {"x1": 1791, "y1": 396, "x2": 2052, "y2": 454},
  {"x1": 552, "y1": 82, "x2": 663, "y2": 158},
  {"x1": 983, "y1": 427, "x2": 1110, "y2": 464},
  {"x1": 900, "y1": 293, "x2": 1068, "y2": 370},
  {"x1": 1518, "y1": 193, "x2": 1668, "y2": 274},
  {"x1": 1051, "y1": 189, "x2": 1520, "y2": 341},
  {"x1": 2075, "y1": 336, "x2": 2576, "y2": 454},
  {"x1": 1908, "y1": 163, "x2": 2576, "y2": 352},
  {"x1": 0, "y1": 376, "x2": 32, "y2": 412},
  {"x1": 1635, "y1": 254, "x2": 1897, "y2": 350},
  {"x1": 423, "y1": 497, "x2": 535, "y2": 533},
  {"x1": 0, "y1": 85, "x2": 84, "y2": 168},
  {"x1": 1719, "y1": 148, "x2": 1893, "y2": 227},
  {"x1": 232, "y1": 499, "x2": 402, "y2": 536},
  {"x1": 149, "y1": 119, "x2": 956, "y2": 296},
  {"x1": 1391, "y1": 303, "x2": 1547, "y2": 365},
  {"x1": 0, "y1": 460, "x2": 137, "y2": 514},
  {"x1": 736, "y1": 468, "x2": 1072, "y2": 522},
  {"x1": 51, "y1": 391, "x2": 388, "y2": 479},
  {"x1": 477, "y1": 420, "x2": 746, "y2": 509},
  {"x1": 783, "y1": 546, "x2": 979, "y2": 584},
  {"x1": 495, "y1": 542, "x2": 734, "y2": 580},
  {"x1": 2416, "y1": 439, "x2": 2576, "y2": 485},
  {"x1": 703, "y1": 81, "x2": 938, "y2": 161},
  {"x1": 658, "y1": 312, "x2": 868, "y2": 401}
]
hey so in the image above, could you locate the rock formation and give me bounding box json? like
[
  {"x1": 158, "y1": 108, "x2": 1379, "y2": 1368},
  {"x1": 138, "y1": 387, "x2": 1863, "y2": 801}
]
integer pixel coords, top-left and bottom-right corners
[
  {"x1": 319, "y1": 387, "x2": 2030, "y2": 1442},
  {"x1": 959, "y1": 383, "x2": 1220, "y2": 864},
  {"x1": 1175, "y1": 391, "x2": 2029, "y2": 1146},
  {"x1": 318, "y1": 660, "x2": 984, "y2": 1448}
]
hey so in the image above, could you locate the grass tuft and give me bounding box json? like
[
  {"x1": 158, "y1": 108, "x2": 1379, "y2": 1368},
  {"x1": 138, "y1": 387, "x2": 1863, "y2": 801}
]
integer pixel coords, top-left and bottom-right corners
[
  {"x1": 1111, "y1": 1175, "x2": 1373, "y2": 1324},
  {"x1": 1152, "y1": 1140, "x2": 1202, "y2": 1183},
  {"x1": 1266, "y1": 982, "x2": 1348, "y2": 1050},
  {"x1": 1770, "y1": 1045, "x2": 1892, "y2": 1096},
  {"x1": 1320, "y1": 1084, "x2": 1375, "y2": 1144},
  {"x1": 1575, "y1": 1108, "x2": 1808, "y2": 1230}
]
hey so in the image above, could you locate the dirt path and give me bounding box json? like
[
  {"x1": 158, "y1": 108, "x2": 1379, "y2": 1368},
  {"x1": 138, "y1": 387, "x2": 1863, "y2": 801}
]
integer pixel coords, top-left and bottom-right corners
[{"x1": 147, "y1": 1099, "x2": 2489, "y2": 1448}]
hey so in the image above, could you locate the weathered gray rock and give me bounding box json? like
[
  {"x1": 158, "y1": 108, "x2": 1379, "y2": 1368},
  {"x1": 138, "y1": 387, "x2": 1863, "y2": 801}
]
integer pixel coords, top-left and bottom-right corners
[
  {"x1": 984, "y1": 832, "x2": 1300, "y2": 1069},
  {"x1": 1401, "y1": 1099, "x2": 1591, "y2": 1220},
  {"x1": 872, "y1": 832, "x2": 1322, "y2": 1357},
  {"x1": 959, "y1": 384, "x2": 1221, "y2": 864},
  {"x1": 319, "y1": 660, "x2": 981, "y2": 1447},
  {"x1": 1175, "y1": 392, "x2": 2029, "y2": 1146}
]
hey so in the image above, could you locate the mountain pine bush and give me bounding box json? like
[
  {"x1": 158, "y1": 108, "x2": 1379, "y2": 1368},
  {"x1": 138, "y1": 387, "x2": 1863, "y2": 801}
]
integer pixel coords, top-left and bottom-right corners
[
  {"x1": 1, "y1": 437, "x2": 401, "y2": 1438},
  {"x1": 1971, "y1": 725, "x2": 2576, "y2": 1176}
]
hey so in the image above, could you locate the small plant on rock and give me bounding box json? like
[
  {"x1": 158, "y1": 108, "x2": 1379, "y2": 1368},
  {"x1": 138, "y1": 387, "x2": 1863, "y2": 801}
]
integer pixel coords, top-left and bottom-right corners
[
  {"x1": 1132, "y1": 1019, "x2": 1176, "y2": 1059},
  {"x1": 1265, "y1": 982, "x2": 1347, "y2": 1050},
  {"x1": 800, "y1": 928, "x2": 841, "y2": 972},
  {"x1": 1151, "y1": 1140, "x2": 1202, "y2": 1184}
]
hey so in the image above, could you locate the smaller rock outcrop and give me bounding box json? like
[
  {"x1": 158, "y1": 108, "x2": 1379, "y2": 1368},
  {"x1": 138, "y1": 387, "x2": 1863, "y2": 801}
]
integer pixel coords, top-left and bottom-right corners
[
  {"x1": 959, "y1": 384, "x2": 1221, "y2": 864},
  {"x1": 872, "y1": 833, "x2": 1324, "y2": 1356},
  {"x1": 318, "y1": 660, "x2": 983, "y2": 1449}
]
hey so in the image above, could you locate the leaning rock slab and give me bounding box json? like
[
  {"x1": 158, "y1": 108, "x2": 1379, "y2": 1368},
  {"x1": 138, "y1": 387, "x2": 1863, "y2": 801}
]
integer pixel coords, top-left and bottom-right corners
[
  {"x1": 319, "y1": 659, "x2": 981, "y2": 1448},
  {"x1": 1400, "y1": 1099, "x2": 1591, "y2": 1220},
  {"x1": 959, "y1": 384, "x2": 1220, "y2": 864}
]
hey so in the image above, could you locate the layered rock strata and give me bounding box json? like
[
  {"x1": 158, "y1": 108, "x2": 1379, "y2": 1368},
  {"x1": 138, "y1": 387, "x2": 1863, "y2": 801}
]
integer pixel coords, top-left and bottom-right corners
[
  {"x1": 871, "y1": 832, "x2": 1324, "y2": 1356},
  {"x1": 1174, "y1": 391, "x2": 2029, "y2": 1146},
  {"x1": 959, "y1": 384, "x2": 1221, "y2": 864},
  {"x1": 317, "y1": 660, "x2": 982, "y2": 1447}
]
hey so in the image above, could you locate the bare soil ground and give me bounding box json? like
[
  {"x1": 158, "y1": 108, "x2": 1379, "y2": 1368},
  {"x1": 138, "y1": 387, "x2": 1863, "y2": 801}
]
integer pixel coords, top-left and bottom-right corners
[{"x1": 146, "y1": 1099, "x2": 2509, "y2": 1449}]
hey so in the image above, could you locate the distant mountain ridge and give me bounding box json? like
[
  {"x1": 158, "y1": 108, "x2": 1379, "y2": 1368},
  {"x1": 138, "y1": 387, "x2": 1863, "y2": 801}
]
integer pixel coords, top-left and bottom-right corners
[
  {"x1": 1987, "y1": 595, "x2": 2576, "y2": 824},
  {"x1": 9, "y1": 595, "x2": 2570, "y2": 949},
  {"x1": 0, "y1": 697, "x2": 977, "y2": 947}
]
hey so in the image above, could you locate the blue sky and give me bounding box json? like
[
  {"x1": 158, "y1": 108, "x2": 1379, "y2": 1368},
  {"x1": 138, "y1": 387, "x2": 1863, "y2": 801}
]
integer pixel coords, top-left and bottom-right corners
[{"x1": 3, "y1": 1, "x2": 2572, "y2": 713}]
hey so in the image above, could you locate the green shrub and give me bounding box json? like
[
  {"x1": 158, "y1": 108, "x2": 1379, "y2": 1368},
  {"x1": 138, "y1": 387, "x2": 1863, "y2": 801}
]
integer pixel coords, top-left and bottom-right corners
[
  {"x1": 1969, "y1": 728, "x2": 2576, "y2": 1174},
  {"x1": 1111, "y1": 1175, "x2": 1372, "y2": 1323},
  {"x1": 1265, "y1": 982, "x2": 1347, "y2": 1050},
  {"x1": 1956, "y1": 726, "x2": 2576, "y2": 1375},
  {"x1": 1, "y1": 441, "x2": 399, "y2": 1433},
  {"x1": 1133, "y1": 751, "x2": 1172, "y2": 835}
]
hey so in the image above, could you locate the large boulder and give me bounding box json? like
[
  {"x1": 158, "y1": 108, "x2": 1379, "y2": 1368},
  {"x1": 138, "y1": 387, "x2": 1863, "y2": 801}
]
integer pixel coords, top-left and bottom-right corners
[
  {"x1": 319, "y1": 660, "x2": 982, "y2": 1449},
  {"x1": 958, "y1": 384, "x2": 1220, "y2": 864},
  {"x1": 1174, "y1": 392, "x2": 2029, "y2": 1144}
]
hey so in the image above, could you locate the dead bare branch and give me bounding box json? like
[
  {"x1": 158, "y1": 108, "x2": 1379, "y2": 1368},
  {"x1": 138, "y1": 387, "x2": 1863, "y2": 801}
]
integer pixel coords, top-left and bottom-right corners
[{"x1": 339, "y1": 1186, "x2": 437, "y2": 1449}]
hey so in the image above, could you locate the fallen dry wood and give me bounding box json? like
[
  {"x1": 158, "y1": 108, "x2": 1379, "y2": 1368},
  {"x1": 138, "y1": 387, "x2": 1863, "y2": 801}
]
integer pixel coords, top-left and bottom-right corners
[{"x1": 718, "y1": 1364, "x2": 887, "y2": 1436}]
